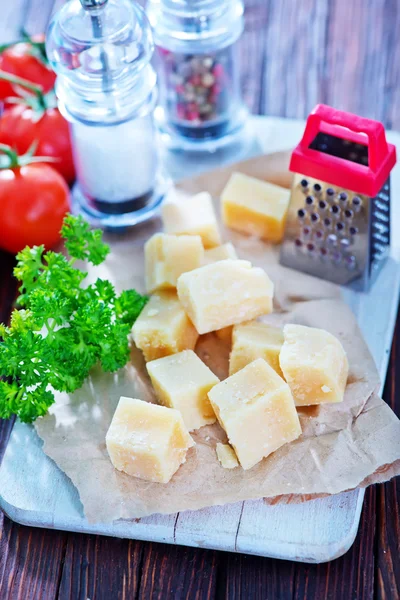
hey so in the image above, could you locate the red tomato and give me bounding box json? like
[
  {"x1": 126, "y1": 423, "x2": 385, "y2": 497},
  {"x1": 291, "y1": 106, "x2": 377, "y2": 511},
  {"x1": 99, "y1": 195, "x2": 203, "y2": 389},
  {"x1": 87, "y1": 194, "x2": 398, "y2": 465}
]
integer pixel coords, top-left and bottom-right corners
[
  {"x1": 0, "y1": 104, "x2": 75, "y2": 184},
  {"x1": 0, "y1": 162, "x2": 70, "y2": 254},
  {"x1": 0, "y1": 36, "x2": 56, "y2": 102}
]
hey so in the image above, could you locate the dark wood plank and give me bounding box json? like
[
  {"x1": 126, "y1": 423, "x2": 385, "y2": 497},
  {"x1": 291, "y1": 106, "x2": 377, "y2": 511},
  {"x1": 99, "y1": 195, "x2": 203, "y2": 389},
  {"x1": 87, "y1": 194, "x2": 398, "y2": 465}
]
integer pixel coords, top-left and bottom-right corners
[
  {"x1": 385, "y1": 5, "x2": 400, "y2": 130},
  {"x1": 259, "y1": 0, "x2": 330, "y2": 119},
  {"x1": 58, "y1": 534, "x2": 143, "y2": 600},
  {"x1": 376, "y1": 316, "x2": 400, "y2": 600},
  {"x1": 0, "y1": 1, "x2": 400, "y2": 599},
  {"x1": 216, "y1": 553, "x2": 295, "y2": 600},
  {"x1": 0, "y1": 414, "x2": 14, "y2": 451},
  {"x1": 240, "y1": 0, "x2": 270, "y2": 114},
  {"x1": 292, "y1": 486, "x2": 376, "y2": 600},
  {"x1": 259, "y1": 0, "x2": 400, "y2": 130},
  {"x1": 214, "y1": 489, "x2": 375, "y2": 600},
  {"x1": 0, "y1": 252, "x2": 17, "y2": 325},
  {"x1": 376, "y1": 479, "x2": 400, "y2": 600},
  {"x1": 0, "y1": 519, "x2": 67, "y2": 600},
  {"x1": 325, "y1": 0, "x2": 391, "y2": 125},
  {"x1": 137, "y1": 542, "x2": 219, "y2": 600}
]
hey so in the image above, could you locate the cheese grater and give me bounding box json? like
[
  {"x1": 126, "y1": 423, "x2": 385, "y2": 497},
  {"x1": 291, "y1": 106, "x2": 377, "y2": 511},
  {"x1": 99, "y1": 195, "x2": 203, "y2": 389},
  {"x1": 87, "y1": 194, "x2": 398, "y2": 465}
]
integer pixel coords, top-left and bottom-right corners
[{"x1": 280, "y1": 105, "x2": 397, "y2": 290}]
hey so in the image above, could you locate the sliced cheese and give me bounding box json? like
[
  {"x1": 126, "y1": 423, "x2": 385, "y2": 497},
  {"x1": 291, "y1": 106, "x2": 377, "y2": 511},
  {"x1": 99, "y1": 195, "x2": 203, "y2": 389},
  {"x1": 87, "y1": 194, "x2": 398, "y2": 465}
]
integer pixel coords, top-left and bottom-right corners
[
  {"x1": 208, "y1": 358, "x2": 301, "y2": 470},
  {"x1": 146, "y1": 350, "x2": 219, "y2": 431},
  {"x1": 162, "y1": 191, "x2": 221, "y2": 248},
  {"x1": 203, "y1": 243, "x2": 238, "y2": 265},
  {"x1": 106, "y1": 396, "x2": 194, "y2": 484},
  {"x1": 230, "y1": 321, "x2": 284, "y2": 376},
  {"x1": 131, "y1": 291, "x2": 198, "y2": 362},
  {"x1": 279, "y1": 324, "x2": 349, "y2": 406},
  {"x1": 216, "y1": 443, "x2": 239, "y2": 469},
  {"x1": 177, "y1": 259, "x2": 274, "y2": 335},
  {"x1": 145, "y1": 233, "x2": 204, "y2": 294},
  {"x1": 221, "y1": 172, "x2": 290, "y2": 243}
]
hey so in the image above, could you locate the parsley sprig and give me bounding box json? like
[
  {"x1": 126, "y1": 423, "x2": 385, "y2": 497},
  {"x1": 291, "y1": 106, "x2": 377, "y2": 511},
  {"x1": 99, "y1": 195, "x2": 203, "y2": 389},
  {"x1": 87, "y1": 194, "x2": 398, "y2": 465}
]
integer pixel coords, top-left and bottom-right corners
[{"x1": 0, "y1": 215, "x2": 148, "y2": 423}]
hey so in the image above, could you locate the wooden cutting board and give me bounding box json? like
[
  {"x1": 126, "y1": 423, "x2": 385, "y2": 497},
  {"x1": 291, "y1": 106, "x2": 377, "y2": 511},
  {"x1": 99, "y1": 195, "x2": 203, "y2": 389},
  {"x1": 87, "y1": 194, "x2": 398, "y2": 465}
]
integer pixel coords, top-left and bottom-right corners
[{"x1": 1, "y1": 117, "x2": 399, "y2": 563}]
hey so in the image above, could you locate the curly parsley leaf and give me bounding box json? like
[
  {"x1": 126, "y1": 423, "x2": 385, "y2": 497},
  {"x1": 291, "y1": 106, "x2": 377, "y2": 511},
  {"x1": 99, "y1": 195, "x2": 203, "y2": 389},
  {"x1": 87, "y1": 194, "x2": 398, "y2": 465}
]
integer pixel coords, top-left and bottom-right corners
[
  {"x1": 13, "y1": 245, "x2": 45, "y2": 306},
  {"x1": 61, "y1": 214, "x2": 110, "y2": 265},
  {"x1": 115, "y1": 289, "x2": 149, "y2": 325},
  {"x1": 0, "y1": 214, "x2": 147, "y2": 423}
]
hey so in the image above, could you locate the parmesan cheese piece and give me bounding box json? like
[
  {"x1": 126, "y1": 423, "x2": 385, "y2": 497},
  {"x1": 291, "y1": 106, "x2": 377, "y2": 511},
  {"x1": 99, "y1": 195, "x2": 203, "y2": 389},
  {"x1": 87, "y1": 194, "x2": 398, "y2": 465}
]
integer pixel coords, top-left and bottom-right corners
[
  {"x1": 146, "y1": 350, "x2": 219, "y2": 431},
  {"x1": 279, "y1": 324, "x2": 349, "y2": 406},
  {"x1": 208, "y1": 358, "x2": 301, "y2": 470},
  {"x1": 203, "y1": 242, "x2": 237, "y2": 265},
  {"x1": 106, "y1": 396, "x2": 194, "y2": 484},
  {"x1": 161, "y1": 191, "x2": 221, "y2": 248},
  {"x1": 221, "y1": 172, "x2": 290, "y2": 243},
  {"x1": 229, "y1": 321, "x2": 284, "y2": 377},
  {"x1": 145, "y1": 233, "x2": 204, "y2": 294},
  {"x1": 131, "y1": 291, "x2": 198, "y2": 362},
  {"x1": 177, "y1": 259, "x2": 274, "y2": 335},
  {"x1": 216, "y1": 443, "x2": 239, "y2": 469}
]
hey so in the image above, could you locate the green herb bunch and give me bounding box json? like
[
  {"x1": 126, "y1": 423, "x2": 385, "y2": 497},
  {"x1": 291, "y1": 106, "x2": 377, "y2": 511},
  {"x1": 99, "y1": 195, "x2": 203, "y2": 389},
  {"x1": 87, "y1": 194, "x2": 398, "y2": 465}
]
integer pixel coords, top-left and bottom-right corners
[{"x1": 0, "y1": 215, "x2": 148, "y2": 423}]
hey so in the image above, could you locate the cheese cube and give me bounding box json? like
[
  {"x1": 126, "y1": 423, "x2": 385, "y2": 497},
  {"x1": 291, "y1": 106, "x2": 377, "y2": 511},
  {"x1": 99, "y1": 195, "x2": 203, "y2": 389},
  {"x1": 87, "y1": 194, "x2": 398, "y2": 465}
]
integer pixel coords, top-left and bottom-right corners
[
  {"x1": 131, "y1": 291, "x2": 198, "y2": 362},
  {"x1": 146, "y1": 350, "x2": 219, "y2": 431},
  {"x1": 145, "y1": 233, "x2": 204, "y2": 294},
  {"x1": 177, "y1": 259, "x2": 274, "y2": 335},
  {"x1": 230, "y1": 321, "x2": 284, "y2": 377},
  {"x1": 208, "y1": 358, "x2": 301, "y2": 470},
  {"x1": 215, "y1": 326, "x2": 233, "y2": 344},
  {"x1": 216, "y1": 443, "x2": 239, "y2": 469},
  {"x1": 279, "y1": 324, "x2": 349, "y2": 406},
  {"x1": 106, "y1": 397, "x2": 194, "y2": 483},
  {"x1": 203, "y1": 243, "x2": 238, "y2": 265},
  {"x1": 221, "y1": 172, "x2": 290, "y2": 243},
  {"x1": 161, "y1": 191, "x2": 221, "y2": 248}
]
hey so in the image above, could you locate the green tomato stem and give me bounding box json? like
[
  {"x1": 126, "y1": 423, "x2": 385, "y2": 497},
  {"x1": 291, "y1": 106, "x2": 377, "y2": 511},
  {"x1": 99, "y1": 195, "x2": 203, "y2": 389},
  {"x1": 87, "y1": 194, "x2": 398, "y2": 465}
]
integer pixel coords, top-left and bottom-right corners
[
  {"x1": 0, "y1": 40, "x2": 20, "y2": 52},
  {"x1": 0, "y1": 69, "x2": 47, "y2": 109},
  {"x1": 0, "y1": 34, "x2": 49, "y2": 66},
  {"x1": 0, "y1": 144, "x2": 19, "y2": 168},
  {"x1": 0, "y1": 142, "x2": 58, "y2": 170},
  {"x1": 20, "y1": 29, "x2": 49, "y2": 64}
]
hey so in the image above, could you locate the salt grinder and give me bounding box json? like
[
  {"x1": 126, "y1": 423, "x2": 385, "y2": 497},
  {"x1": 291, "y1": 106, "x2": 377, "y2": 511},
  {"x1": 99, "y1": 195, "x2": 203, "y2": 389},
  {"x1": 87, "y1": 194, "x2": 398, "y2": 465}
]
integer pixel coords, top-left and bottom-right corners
[
  {"x1": 147, "y1": 0, "x2": 247, "y2": 151},
  {"x1": 280, "y1": 105, "x2": 397, "y2": 290},
  {"x1": 46, "y1": 0, "x2": 168, "y2": 228}
]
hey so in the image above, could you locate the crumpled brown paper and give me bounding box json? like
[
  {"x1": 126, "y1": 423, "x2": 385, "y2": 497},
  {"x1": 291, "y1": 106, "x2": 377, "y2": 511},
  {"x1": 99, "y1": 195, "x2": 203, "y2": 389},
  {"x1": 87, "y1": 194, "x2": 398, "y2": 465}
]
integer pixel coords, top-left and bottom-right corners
[{"x1": 34, "y1": 151, "x2": 400, "y2": 523}]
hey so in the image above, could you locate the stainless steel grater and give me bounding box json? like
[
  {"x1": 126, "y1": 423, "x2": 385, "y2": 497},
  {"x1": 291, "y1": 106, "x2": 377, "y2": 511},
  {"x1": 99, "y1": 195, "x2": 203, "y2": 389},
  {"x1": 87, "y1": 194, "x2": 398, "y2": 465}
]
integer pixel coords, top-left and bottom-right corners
[{"x1": 280, "y1": 105, "x2": 397, "y2": 290}]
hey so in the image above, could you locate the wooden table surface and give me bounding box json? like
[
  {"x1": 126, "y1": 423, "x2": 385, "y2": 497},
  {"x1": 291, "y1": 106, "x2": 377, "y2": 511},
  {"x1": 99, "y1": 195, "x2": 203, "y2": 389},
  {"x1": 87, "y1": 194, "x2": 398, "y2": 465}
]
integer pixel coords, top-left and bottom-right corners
[{"x1": 0, "y1": 1, "x2": 399, "y2": 598}]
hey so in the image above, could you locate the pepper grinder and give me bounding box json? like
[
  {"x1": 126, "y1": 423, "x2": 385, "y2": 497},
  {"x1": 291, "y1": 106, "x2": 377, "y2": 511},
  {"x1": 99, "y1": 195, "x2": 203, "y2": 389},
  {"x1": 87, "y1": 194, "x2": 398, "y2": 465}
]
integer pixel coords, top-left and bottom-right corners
[
  {"x1": 147, "y1": 0, "x2": 247, "y2": 152},
  {"x1": 46, "y1": 0, "x2": 169, "y2": 228}
]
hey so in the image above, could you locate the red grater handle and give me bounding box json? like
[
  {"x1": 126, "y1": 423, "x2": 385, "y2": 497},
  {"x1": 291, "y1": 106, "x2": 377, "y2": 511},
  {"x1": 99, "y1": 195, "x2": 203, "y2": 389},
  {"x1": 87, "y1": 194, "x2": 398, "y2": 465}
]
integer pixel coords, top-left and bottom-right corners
[{"x1": 300, "y1": 104, "x2": 389, "y2": 172}]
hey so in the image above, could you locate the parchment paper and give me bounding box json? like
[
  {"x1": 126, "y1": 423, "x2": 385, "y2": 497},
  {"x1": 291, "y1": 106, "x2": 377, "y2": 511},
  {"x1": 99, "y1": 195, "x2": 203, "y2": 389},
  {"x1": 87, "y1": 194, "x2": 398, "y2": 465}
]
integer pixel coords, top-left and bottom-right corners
[{"x1": 34, "y1": 151, "x2": 400, "y2": 523}]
